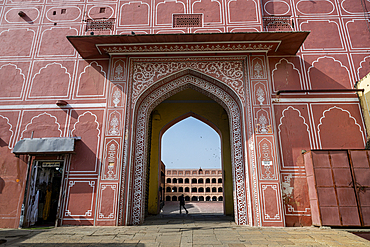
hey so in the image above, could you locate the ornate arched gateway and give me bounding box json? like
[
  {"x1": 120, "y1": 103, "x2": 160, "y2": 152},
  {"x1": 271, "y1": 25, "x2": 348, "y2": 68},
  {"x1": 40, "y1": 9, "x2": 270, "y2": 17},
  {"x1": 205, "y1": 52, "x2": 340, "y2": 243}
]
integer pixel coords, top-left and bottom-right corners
[{"x1": 121, "y1": 69, "x2": 249, "y2": 225}]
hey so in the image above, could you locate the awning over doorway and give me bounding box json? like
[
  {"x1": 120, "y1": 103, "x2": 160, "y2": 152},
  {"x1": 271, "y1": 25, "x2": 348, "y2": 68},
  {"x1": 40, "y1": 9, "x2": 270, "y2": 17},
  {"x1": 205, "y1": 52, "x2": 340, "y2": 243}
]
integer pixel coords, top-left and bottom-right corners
[
  {"x1": 13, "y1": 137, "x2": 80, "y2": 155},
  {"x1": 67, "y1": 31, "x2": 309, "y2": 59}
]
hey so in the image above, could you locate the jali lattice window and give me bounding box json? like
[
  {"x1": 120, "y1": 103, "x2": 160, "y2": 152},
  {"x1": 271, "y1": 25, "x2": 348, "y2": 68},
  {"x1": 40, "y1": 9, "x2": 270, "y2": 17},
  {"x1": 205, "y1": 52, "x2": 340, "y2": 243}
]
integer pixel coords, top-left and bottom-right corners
[
  {"x1": 173, "y1": 14, "x2": 203, "y2": 28},
  {"x1": 86, "y1": 18, "x2": 115, "y2": 31}
]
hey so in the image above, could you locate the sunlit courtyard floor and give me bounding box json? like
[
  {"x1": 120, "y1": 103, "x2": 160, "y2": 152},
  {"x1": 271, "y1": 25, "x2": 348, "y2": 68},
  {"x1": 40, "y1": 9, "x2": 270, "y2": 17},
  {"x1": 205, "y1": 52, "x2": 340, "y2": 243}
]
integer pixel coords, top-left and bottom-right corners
[{"x1": 160, "y1": 201, "x2": 223, "y2": 215}]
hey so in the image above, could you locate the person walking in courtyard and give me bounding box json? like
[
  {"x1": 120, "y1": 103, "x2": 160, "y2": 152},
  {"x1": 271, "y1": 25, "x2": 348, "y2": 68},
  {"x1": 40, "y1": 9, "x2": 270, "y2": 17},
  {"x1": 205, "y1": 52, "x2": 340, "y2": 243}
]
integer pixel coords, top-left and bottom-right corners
[{"x1": 179, "y1": 194, "x2": 188, "y2": 214}]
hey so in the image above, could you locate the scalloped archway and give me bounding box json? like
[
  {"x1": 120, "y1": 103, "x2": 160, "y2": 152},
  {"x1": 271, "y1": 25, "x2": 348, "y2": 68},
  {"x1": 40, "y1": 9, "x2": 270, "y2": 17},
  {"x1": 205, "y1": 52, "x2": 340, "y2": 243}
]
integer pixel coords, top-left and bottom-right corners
[{"x1": 121, "y1": 69, "x2": 249, "y2": 226}]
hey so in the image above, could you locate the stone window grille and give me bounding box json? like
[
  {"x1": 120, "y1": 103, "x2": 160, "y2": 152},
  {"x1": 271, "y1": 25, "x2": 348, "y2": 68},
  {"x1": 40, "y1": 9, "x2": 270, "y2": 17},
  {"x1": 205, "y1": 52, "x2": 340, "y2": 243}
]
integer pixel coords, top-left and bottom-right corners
[
  {"x1": 173, "y1": 14, "x2": 203, "y2": 28},
  {"x1": 86, "y1": 18, "x2": 115, "y2": 31},
  {"x1": 263, "y1": 16, "x2": 293, "y2": 31}
]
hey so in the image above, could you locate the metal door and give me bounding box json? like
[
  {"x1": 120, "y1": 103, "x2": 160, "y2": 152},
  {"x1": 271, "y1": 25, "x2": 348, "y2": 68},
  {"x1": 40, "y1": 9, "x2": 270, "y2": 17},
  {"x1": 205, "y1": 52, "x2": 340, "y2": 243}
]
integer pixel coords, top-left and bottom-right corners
[
  {"x1": 349, "y1": 151, "x2": 370, "y2": 227},
  {"x1": 310, "y1": 150, "x2": 370, "y2": 227}
]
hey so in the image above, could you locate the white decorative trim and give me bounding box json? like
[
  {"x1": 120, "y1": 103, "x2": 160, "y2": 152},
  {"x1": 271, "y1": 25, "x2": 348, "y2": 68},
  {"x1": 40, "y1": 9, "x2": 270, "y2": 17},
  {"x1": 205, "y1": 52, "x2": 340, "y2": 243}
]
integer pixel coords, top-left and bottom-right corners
[
  {"x1": 317, "y1": 106, "x2": 366, "y2": 148},
  {"x1": 20, "y1": 112, "x2": 63, "y2": 139},
  {"x1": 0, "y1": 115, "x2": 14, "y2": 149},
  {"x1": 0, "y1": 63, "x2": 26, "y2": 100},
  {"x1": 76, "y1": 61, "x2": 107, "y2": 98},
  {"x1": 277, "y1": 106, "x2": 312, "y2": 168},
  {"x1": 0, "y1": 103, "x2": 107, "y2": 110},
  {"x1": 272, "y1": 98, "x2": 359, "y2": 103}
]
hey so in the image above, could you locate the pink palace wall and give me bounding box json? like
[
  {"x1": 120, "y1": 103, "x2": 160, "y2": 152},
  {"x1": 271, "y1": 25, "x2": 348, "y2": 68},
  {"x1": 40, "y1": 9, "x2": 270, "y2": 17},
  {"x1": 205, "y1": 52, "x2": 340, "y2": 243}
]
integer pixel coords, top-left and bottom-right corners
[{"x1": 0, "y1": 0, "x2": 369, "y2": 228}]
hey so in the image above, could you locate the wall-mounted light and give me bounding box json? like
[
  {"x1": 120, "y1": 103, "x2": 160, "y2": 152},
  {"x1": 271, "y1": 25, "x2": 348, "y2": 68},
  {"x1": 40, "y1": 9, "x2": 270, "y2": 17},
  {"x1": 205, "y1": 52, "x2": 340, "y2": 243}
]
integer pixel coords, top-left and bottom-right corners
[
  {"x1": 56, "y1": 100, "x2": 68, "y2": 107},
  {"x1": 18, "y1": 11, "x2": 26, "y2": 17}
]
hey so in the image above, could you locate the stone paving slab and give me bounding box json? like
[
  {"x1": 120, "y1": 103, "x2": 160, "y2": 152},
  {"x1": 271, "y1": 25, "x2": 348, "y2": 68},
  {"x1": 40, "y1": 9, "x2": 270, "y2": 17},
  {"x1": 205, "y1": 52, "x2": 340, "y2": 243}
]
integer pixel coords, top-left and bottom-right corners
[{"x1": 0, "y1": 215, "x2": 369, "y2": 246}]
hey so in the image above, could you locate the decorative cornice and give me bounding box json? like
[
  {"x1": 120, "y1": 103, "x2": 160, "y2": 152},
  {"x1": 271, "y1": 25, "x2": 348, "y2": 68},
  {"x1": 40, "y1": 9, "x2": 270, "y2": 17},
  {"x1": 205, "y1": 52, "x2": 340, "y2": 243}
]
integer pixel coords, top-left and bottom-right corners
[{"x1": 97, "y1": 42, "x2": 278, "y2": 55}]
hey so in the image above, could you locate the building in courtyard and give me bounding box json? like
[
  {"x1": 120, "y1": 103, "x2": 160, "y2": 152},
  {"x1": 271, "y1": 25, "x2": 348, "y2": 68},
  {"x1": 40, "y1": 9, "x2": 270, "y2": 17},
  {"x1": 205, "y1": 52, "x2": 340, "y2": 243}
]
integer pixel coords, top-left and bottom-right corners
[
  {"x1": 165, "y1": 169, "x2": 223, "y2": 202},
  {"x1": 0, "y1": 0, "x2": 370, "y2": 229}
]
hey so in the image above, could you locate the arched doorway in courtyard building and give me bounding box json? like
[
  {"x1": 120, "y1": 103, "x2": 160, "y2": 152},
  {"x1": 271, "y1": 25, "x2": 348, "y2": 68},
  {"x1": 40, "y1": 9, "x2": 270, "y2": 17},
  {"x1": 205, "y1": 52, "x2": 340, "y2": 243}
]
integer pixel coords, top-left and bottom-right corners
[
  {"x1": 122, "y1": 69, "x2": 250, "y2": 226},
  {"x1": 155, "y1": 109, "x2": 230, "y2": 216}
]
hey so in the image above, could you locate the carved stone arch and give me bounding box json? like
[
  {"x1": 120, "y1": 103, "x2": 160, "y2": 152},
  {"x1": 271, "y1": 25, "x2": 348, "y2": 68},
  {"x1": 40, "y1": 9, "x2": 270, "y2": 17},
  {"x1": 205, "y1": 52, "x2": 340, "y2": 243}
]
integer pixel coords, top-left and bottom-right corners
[{"x1": 122, "y1": 69, "x2": 249, "y2": 226}]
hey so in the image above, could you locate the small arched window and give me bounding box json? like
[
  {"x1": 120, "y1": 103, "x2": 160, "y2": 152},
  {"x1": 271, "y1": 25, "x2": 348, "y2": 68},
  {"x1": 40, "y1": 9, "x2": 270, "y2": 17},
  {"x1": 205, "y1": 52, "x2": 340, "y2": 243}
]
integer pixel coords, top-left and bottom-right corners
[
  {"x1": 212, "y1": 178, "x2": 216, "y2": 183},
  {"x1": 172, "y1": 187, "x2": 177, "y2": 192},
  {"x1": 199, "y1": 196, "x2": 204, "y2": 201},
  {"x1": 185, "y1": 187, "x2": 190, "y2": 192},
  {"x1": 167, "y1": 178, "x2": 171, "y2": 183},
  {"x1": 178, "y1": 178, "x2": 183, "y2": 183},
  {"x1": 198, "y1": 178, "x2": 203, "y2": 183},
  {"x1": 212, "y1": 196, "x2": 217, "y2": 201},
  {"x1": 192, "y1": 187, "x2": 197, "y2": 192},
  {"x1": 166, "y1": 187, "x2": 171, "y2": 192},
  {"x1": 192, "y1": 178, "x2": 197, "y2": 184},
  {"x1": 172, "y1": 196, "x2": 178, "y2": 201},
  {"x1": 218, "y1": 187, "x2": 222, "y2": 192},
  {"x1": 206, "y1": 178, "x2": 210, "y2": 183},
  {"x1": 166, "y1": 196, "x2": 171, "y2": 201},
  {"x1": 185, "y1": 178, "x2": 189, "y2": 183},
  {"x1": 198, "y1": 187, "x2": 204, "y2": 192},
  {"x1": 179, "y1": 187, "x2": 183, "y2": 192},
  {"x1": 218, "y1": 178, "x2": 222, "y2": 183},
  {"x1": 212, "y1": 187, "x2": 217, "y2": 192},
  {"x1": 206, "y1": 187, "x2": 210, "y2": 193},
  {"x1": 173, "y1": 178, "x2": 177, "y2": 183}
]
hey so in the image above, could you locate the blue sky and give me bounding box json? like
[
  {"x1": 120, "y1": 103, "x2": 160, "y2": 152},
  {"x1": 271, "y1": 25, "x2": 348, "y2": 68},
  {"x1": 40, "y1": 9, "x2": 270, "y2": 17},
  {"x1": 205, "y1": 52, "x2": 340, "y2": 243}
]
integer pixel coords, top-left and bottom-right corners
[{"x1": 161, "y1": 117, "x2": 221, "y2": 169}]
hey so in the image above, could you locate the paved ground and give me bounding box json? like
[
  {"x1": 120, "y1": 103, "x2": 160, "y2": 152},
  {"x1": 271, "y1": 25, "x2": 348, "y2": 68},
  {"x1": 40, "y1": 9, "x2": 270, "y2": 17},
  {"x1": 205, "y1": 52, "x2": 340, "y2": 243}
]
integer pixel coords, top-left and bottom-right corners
[
  {"x1": 161, "y1": 201, "x2": 223, "y2": 215},
  {"x1": 0, "y1": 202, "x2": 369, "y2": 246}
]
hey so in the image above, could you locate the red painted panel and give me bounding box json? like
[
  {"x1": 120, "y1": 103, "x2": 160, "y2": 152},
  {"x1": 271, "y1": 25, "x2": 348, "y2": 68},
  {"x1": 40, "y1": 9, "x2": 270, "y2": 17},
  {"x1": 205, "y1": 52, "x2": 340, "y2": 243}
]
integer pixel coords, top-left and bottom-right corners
[
  {"x1": 64, "y1": 180, "x2": 96, "y2": 220},
  {"x1": 97, "y1": 183, "x2": 117, "y2": 223},
  {"x1": 119, "y1": 1, "x2": 150, "y2": 26},
  {"x1": 37, "y1": 26, "x2": 79, "y2": 57},
  {"x1": 362, "y1": 206, "x2": 370, "y2": 226},
  {"x1": 320, "y1": 207, "x2": 341, "y2": 225},
  {"x1": 19, "y1": 110, "x2": 67, "y2": 139},
  {"x1": 228, "y1": 0, "x2": 258, "y2": 22},
  {"x1": 300, "y1": 20, "x2": 343, "y2": 50},
  {"x1": 155, "y1": 0, "x2": 186, "y2": 25},
  {"x1": 263, "y1": 0, "x2": 291, "y2": 16},
  {"x1": 276, "y1": 106, "x2": 311, "y2": 168},
  {"x1": 193, "y1": 0, "x2": 222, "y2": 23},
  {"x1": 336, "y1": 188, "x2": 357, "y2": 206},
  {"x1": 312, "y1": 105, "x2": 365, "y2": 149},
  {"x1": 0, "y1": 28, "x2": 35, "y2": 57},
  {"x1": 29, "y1": 62, "x2": 73, "y2": 98},
  {"x1": 69, "y1": 110, "x2": 103, "y2": 173},
  {"x1": 351, "y1": 150, "x2": 369, "y2": 168},
  {"x1": 296, "y1": 0, "x2": 336, "y2": 15},
  {"x1": 317, "y1": 188, "x2": 337, "y2": 206},
  {"x1": 354, "y1": 168, "x2": 370, "y2": 187},
  {"x1": 261, "y1": 184, "x2": 282, "y2": 222},
  {"x1": 270, "y1": 57, "x2": 302, "y2": 92},
  {"x1": 315, "y1": 168, "x2": 333, "y2": 186},
  {"x1": 339, "y1": 207, "x2": 361, "y2": 226},
  {"x1": 332, "y1": 168, "x2": 352, "y2": 187},
  {"x1": 0, "y1": 62, "x2": 29, "y2": 99},
  {"x1": 75, "y1": 60, "x2": 108, "y2": 98},
  {"x1": 330, "y1": 151, "x2": 348, "y2": 168},
  {"x1": 312, "y1": 151, "x2": 330, "y2": 168}
]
